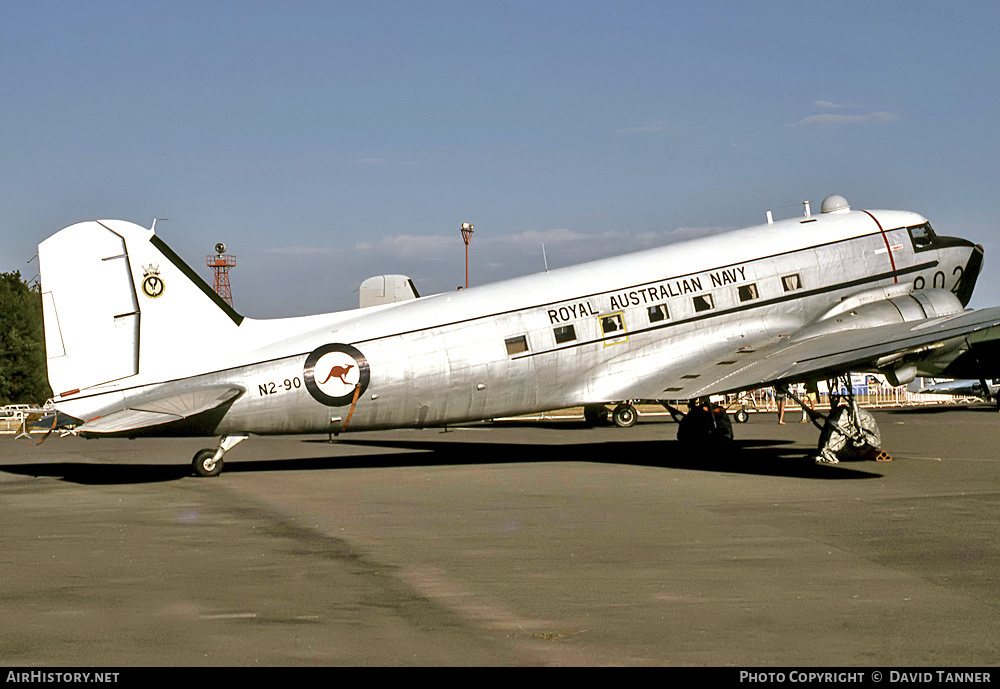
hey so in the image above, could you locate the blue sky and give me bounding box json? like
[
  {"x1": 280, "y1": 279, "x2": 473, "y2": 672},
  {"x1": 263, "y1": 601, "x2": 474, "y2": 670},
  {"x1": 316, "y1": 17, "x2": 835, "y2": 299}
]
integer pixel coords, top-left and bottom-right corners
[{"x1": 3, "y1": 1, "x2": 999, "y2": 316}]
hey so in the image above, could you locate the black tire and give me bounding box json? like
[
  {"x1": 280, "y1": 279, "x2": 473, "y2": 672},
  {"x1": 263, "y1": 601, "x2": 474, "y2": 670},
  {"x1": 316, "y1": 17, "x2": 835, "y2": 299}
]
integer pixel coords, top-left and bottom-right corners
[
  {"x1": 192, "y1": 449, "x2": 223, "y2": 477},
  {"x1": 611, "y1": 403, "x2": 638, "y2": 428},
  {"x1": 583, "y1": 404, "x2": 608, "y2": 426},
  {"x1": 735, "y1": 409, "x2": 749, "y2": 423}
]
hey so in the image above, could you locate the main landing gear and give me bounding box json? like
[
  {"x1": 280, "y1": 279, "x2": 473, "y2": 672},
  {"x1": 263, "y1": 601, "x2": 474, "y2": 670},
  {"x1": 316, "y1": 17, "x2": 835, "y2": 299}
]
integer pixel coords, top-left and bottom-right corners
[
  {"x1": 782, "y1": 378, "x2": 890, "y2": 465},
  {"x1": 662, "y1": 399, "x2": 734, "y2": 449},
  {"x1": 192, "y1": 434, "x2": 249, "y2": 477},
  {"x1": 661, "y1": 378, "x2": 890, "y2": 466}
]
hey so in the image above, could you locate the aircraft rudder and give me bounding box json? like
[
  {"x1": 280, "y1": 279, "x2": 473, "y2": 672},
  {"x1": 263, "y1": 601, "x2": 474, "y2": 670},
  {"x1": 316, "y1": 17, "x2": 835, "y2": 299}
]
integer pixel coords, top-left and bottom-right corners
[{"x1": 38, "y1": 220, "x2": 143, "y2": 395}]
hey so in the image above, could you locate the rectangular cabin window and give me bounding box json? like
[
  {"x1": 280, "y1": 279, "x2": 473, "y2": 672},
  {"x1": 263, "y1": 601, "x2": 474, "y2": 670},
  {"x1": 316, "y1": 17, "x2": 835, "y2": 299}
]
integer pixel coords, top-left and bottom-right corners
[
  {"x1": 738, "y1": 283, "x2": 759, "y2": 302},
  {"x1": 553, "y1": 324, "x2": 576, "y2": 344},
  {"x1": 693, "y1": 294, "x2": 714, "y2": 312},
  {"x1": 782, "y1": 273, "x2": 802, "y2": 292},
  {"x1": 505, "y1": 335, "x2": 529, "y2": 356},
  {"x1": 600, "y1": 312, "x2": 628, "y2": 346},
  {"x1": 648, "y1": 304, "x2": 668, "y2": 323},
  {"x1": 600, "y1": 313, "x2": 624, "y2": 335}
]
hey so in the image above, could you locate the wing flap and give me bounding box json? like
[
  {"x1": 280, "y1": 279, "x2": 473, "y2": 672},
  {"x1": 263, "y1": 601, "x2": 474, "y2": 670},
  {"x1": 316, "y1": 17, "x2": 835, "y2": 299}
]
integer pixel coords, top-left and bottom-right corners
[{"x1": 77, "y1": 385, "x2": 244, "y2": 434}]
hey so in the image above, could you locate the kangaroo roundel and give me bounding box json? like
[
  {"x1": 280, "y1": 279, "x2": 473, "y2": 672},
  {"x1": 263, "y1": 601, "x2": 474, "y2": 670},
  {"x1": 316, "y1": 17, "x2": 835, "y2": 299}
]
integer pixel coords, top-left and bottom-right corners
[{"x1": 304, "y1": 344, "x2": 370, "y2": 406}]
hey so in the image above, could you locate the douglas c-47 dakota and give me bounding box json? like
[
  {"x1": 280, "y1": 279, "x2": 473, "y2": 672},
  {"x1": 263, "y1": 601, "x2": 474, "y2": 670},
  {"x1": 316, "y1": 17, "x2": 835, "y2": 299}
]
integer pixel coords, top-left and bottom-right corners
[{"x1": 37, "y1": 195, "x2": 1000, "y2": 475}]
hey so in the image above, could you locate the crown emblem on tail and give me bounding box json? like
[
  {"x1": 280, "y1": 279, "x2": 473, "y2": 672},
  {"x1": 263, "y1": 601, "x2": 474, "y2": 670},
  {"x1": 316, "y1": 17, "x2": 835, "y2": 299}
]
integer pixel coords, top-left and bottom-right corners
[{"x1": 141, "y1": 264, "x2": 164, "y2": 298}]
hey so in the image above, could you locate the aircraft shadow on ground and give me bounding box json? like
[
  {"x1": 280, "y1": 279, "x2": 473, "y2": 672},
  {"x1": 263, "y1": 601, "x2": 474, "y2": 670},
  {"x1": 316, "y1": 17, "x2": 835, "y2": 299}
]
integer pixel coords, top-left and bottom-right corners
[
  {"x1": 0, "y1": 437, "x2": 884, "y2": 485},
  {"x1": 0, "y1": 462, "x2": 191, "y2": 485},
  {"x1": 283, "y1": 438, "x2": 883, "y2": 480}
]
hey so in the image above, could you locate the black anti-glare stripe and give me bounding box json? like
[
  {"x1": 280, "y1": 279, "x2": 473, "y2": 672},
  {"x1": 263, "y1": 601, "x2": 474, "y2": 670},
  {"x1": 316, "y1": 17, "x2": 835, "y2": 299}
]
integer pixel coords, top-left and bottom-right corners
[{"x1": 511, "y1": 261, "x2": 938, "y2": 360}]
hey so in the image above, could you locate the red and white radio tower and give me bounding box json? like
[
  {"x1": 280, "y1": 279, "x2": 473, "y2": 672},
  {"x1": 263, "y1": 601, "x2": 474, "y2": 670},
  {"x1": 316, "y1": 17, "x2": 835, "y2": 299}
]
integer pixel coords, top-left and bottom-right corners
[{"x1": 207, "y1": 242, "x2": 236, "y2": 306}]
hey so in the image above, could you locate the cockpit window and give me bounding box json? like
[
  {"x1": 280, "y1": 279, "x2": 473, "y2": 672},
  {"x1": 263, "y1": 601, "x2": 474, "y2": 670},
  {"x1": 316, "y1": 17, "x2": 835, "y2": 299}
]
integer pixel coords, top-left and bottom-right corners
[{"x1": 907, "y1": 223, "x2": 937, "y2": 252}]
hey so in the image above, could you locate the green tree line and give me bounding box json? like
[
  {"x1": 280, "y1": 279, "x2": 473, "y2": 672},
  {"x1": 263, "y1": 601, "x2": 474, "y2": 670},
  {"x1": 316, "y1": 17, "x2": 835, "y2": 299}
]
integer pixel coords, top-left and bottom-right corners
[{"x1": 0, "y1": 271, "x2": 53, "y2": 405}]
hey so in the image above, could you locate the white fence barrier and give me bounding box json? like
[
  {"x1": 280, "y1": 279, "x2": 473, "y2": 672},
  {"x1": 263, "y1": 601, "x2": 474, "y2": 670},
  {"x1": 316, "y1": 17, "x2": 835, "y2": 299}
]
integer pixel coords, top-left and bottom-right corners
[{"x1": 727, "y1": 386, "x2": 979, "y2": 414}]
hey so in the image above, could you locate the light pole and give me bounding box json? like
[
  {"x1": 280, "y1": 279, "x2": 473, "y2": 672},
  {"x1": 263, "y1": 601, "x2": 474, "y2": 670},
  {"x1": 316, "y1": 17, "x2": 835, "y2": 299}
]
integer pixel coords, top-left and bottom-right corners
[{"x1": 461, "y1": 222, "x2": 474, "y2": 288}]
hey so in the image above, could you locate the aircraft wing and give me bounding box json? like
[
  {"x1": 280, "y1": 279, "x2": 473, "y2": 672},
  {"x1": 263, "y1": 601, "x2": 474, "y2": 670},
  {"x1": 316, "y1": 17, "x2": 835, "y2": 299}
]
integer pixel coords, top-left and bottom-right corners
[
  {"x1": 918, "y1": 380, "x2": 978, "y2": 395},
  {"x1": 613, "y1": 307, "x2": 1000, "y2": 402},
  {"x1": 74, "y1": 385, "x2": 245, "y2": 434}
]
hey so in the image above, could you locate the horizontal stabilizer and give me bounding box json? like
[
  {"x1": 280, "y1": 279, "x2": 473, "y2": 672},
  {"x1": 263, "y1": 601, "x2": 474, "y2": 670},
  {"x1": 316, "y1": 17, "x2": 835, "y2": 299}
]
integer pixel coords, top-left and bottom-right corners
[{"x1": 77, "y1": 385, "x2": 244, "y2": 434}]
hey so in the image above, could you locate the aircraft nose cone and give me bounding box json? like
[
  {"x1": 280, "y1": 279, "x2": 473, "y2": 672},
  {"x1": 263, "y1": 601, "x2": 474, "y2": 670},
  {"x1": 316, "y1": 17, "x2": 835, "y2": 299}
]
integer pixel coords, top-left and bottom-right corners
[{"x1": 954, "y1": 244, "x2": 984, "y2": 307}]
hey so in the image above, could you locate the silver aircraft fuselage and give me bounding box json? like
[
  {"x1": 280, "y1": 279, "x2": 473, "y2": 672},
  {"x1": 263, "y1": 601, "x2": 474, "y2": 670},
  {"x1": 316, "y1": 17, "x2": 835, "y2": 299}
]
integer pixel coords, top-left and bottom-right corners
[{"x1": 43, "y1": 204, "x2": 983, "y2": 437}]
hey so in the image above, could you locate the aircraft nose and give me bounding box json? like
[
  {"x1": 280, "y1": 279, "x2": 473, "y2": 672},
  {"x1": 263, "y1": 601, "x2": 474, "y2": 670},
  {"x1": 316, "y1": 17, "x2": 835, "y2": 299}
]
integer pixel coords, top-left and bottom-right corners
[{"x1": 953, "y1": 243, "x2": 984, "y2": 307}]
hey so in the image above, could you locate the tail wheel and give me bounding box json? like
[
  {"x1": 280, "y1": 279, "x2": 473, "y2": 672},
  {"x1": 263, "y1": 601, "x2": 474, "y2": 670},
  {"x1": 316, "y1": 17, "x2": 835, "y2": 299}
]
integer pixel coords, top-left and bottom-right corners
[
  {"x1": 192, "y1": 449, "x2": 223, "y2": 477},
  {"x1": 611, "y1": 403, "x2": 638, "y2": 428}
]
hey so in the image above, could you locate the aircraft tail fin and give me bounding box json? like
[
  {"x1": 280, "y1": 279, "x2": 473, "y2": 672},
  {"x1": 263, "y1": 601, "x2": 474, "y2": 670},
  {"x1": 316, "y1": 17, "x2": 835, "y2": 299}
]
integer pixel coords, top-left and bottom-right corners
[{"x1": 38, "y1": 220, "x2": 244, "y2": 399}]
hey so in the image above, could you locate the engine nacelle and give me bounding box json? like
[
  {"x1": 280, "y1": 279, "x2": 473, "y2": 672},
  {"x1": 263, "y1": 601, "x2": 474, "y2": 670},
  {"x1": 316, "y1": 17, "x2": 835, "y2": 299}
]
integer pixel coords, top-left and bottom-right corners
[{"x1": 792, "y1": 288, "x2": 964, "y2": 343}]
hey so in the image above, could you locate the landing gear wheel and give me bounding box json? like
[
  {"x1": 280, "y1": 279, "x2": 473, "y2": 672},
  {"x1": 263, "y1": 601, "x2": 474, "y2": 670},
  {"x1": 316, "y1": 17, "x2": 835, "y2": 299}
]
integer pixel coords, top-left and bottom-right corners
[
  {"x1": 583, "y1": 404, "x2": 608, "y2": 426},
  {"x1": 734, "y1": 409, "x2": 749, "y2": 424},
  {"x1": 847, "y1": 407, "x2": 881, "y2": 457},
  {"x1": 192, "y1": 449, "x2": 223, "y2": 477},
  {"x1": 676, "y1": 401, "x2": 734, "y2": 450},
  {"x1": 611, "y1": 403, "x2": 638, "y2": 428},
  {"x1": 814, "y1": 384, "x2": 883, "y2": 464}
]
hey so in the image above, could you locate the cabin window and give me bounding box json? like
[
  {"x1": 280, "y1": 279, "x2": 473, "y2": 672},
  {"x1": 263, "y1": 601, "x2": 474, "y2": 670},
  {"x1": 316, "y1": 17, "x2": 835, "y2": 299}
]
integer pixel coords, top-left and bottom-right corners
[
  {"x1": 782, "y1": 273, "x2": 802, "y2": 291},
  {"x1": 553, "y1": 324, "x2": 576, "y2": 344},
  {"x1": 600, "y1": 312, "x2": 628, "y2": 346},
  {"x1": 693, "y1": 294, "x2": 714, "y2": 312},
  {"x1": 647, "y1": 304, "x2": 668, "y2": 323},
  {"x1": 908, "y1": 223, "x2": 937, "y2": 252},
  {"x1": 738, "y1": 283, "x2": 759, "y2": 302},
  {"x1": 600, "y1": 313, "x2": 624, "y2": 334},
  {"x1": 505, "y1": 335, "x2": 529, "y2": 355}
]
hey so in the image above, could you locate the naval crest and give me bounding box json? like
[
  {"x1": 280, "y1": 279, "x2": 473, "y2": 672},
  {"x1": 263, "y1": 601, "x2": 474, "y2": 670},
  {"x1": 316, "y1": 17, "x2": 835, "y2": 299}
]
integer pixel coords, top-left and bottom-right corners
[{"x1": 141, "y1": 264, "x2": 164, "y2": 298}]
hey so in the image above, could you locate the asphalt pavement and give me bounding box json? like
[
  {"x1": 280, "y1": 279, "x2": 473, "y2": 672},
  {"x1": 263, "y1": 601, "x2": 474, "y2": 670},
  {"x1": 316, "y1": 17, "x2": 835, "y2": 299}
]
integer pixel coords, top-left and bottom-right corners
[{"x1": 1, "y1": 406, "x2": 998, "y2": 666}]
